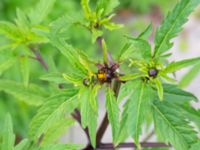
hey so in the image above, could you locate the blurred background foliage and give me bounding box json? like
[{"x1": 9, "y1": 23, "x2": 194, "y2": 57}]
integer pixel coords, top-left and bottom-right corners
[{"x1": 0, "y1": 0, "x2": 199, "y2": 141}]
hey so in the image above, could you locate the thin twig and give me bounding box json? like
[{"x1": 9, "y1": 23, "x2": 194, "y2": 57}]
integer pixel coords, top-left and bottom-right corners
[
  {"x1": 29, "y1": 46, "x2": 49, "y2": 71},
  {"x1": 99, "y1": 142, "x2": 171, "y2": 149}
]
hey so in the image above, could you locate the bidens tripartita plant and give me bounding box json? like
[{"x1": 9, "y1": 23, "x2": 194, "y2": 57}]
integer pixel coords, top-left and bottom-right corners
[{"x1": 0, "y1": 0, "x2": 200, "y2": 150}]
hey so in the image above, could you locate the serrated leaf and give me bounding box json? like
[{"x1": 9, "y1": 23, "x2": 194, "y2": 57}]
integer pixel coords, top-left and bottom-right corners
[
  {"x1": 154, "y1": 0, "x2": 200, "y2": 57},
  {"x1": 0, "y1": 58, "x2": 16, "y2": 75},
  {"x1": 19, "y1": 56, "x2": 29, "y2": 87},
  {"x1": 41, "y1": 118, "x2": 75, "y2": 145},
  {"x1": 119, "y1": 73, "x2": 142, "y2": 81},
  {"x1": 138, "y1": 23, "x2": 152, "y2": 40},
  {"x1": 81, "y1": 0, "x2": 91, "y2": 19},
  {"x1": 79, "y1": 87, "x2": 98, "y2": 148},
  {"x1": 102, "y1": 39, "x2": 108, "y2": 63},
  {"x1": 0, "y1": 21, "x2": 20, "y2": 40},
  {"x1": 179, "y1": 62, "x2": 200, "y2": 87},
  {"x1": 119, "y1": 37, "x2": 151, "y2": 62},
  {"x1": 153, "y1": 100, "x2": 198, "y2": 150},
  {"x1": 40, "y1": 72, "x2": 67, "y2": 84},
  {"x1": 0, "y1": 80, "x2": 48, "y2": 106},
  {"x1": 88, "y1": 105, "x2": 98, "y2": 148},
  {"x1": 106, "y1": 88, "x2": 120, "y2": 143},
  {"x1": 15, "y1": 8, "x2": 30, "y2": 33},
  {"x1": 190, "y1": 141, "x2": 200, "y2": 150},
  {"x1": 28, "y1": 0, "x2": 56, "y2": 25},
  {"x1": 29, "y1": 90, "x2": 78, "y2": 140},
  {"x1": 51, "y1": 38, "x2": 88, "y2": 76},
  {"x1": 118, "y1": 81, "x2": 154, "y2": 145},
  {"x1": 96, "y1": 0, "x2": 119, "y2": 17},
  {"x1": 177, "y1": 104, "x2": 200, "y2": 129},
  {"x1": 14, "y1": 139, "x2": 30, "y2": 150},
  {"x1": 1, "y1": 114, "x2": 15, "y2": 150},
  {"x1": 162, "y1": 84, "x2": 198, "y2": 103},
  {"x1": 103, "y1": 22, "x2": 123, "y2": 31},
  {"x1": 164, "y1": 57, "x2": 200, "y2": 73},
  {"x1": 79, "y1": 87, "x2": 91, "y2": 128},
  {"x1": 154, "y1": 79, "x2": 163, "y2": 100}
]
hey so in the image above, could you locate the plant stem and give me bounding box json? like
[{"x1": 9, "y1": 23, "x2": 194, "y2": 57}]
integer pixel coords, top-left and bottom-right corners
[
  {"x1": 99, "y1": 142, "x2": 171, "y2": 149},
  {"x1": 29, "y1": 46, "x2": 49, "y2": 71}
]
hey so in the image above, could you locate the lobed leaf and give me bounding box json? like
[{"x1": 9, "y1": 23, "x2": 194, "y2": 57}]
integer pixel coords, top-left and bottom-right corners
[
  {"x1": 28, "y1": 0, "x2": 56, "y2": 25},
  {"x1": 179, "y1": 62, "x2": 200, "y2": 87},
  {"x1": 118, "y1": 37, "x2": 151, "y2": 62},
  {"x1": 153, "y1": 100, "x2": 198, "y2": 150},
  {"x1": 154, "y1": 0, "x2": 200, "y2": 57},
  {"x1": 96, "y1": 0, "x2": 119, "y2": 17},
  {"x1": 1, "y1": 114, "x2": 15, "y2": 150},
  {"x1": 29, "y1": 90, "x2": 78, "y2": 140},
  {"x1": 14, "y1": 139, "x2": 30, "y2": 150},
  {"x1": 19, "y1": 56, "x2": 29, "y2": 87},
  {"x1": 79, "y1": 86, "x2": 98, "y2": 148},
  {"x1": 164, "y1": 57, "x2": 200, "y2": 73},
  {"x1": 0, "y1": 80, "x2": 48, "y2": 106},
  {"x1": 106, "y1": 88, "x2": 120, "y2": 143}
]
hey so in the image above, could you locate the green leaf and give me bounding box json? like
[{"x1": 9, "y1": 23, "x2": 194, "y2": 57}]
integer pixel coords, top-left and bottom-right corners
[
  {"x1": 106, "y1": 88, "x2": 119, "y2": 143},
  {"x1": 29, "y1": 90, "x2": 78, "y2": 140},
  {"x1": 79, "y1": 87, "x2": 98, "y2": 148},
  {"x1": 0, "y1": 58, "x2": 16, "y2": 75},
  {"x1": 177, "y1": 104, "x2": 200, "y2": 129},
  {"x1": 138, "y1": 23, "x2": 153, "y2": 40},
  {"x1": 19, "y1": 56, "x2": 29, "y2": 87},
  {"x1": 161, "y1": 84, "x2": 198, "y2": 104},
  {"x1": 15, "y1": 8, "x2": 30, "y2": 33},
  {"x1": 102, "y1": 39, "x2": 108, "y2": 63},
  {"x1": 51, "y1": 38, "x2": 88, "y2": 76},
  {"x1": 63, "y1": 73, "x2": 83, "y2": 86},
  {"x1": 154, "y1": 79, "x2": 163, "y2": 100},
  {"x1": 179, "y1": 62, "x2": 200, "y2": 87},
  {"x1": 152, "y1": 100, "x2": 198, "y2": 150},
  {"x1": 154, "y1": 0, "x2": 200, "y2": 57},
  {"x1": 119, "y1": 37, "x2": 151, "y2": 62},
  {"x1": 130, "y1": 83, "x2": 152, "y2": 144},
  {"x1": 103, "y1": 22, "x2": 123, "y2": 31},
  {"x1": 88, "y1": 104, "x2": 98, "y2": 148},
  {"x1": 0, "y1": 80, "x2": 48, "y2": 106},
  {"x1": 190, "y1": 141, "x2": 200, "y2": 150},
  {"x1": 40, "y1": 72, "x2": 67, "y2": 84},
  {"x1": 41, "y1": 118, "x2": 75, "y2": 145},
  {"x1": 81, "y1": 0, "x2": 91, "y2": 19},
  {"x1": 164, "y1": 57, "x2": 200, "y2": 73},
  {"x1": 79, "y1": 87, "x2": 91, "y2": 128},
  {"x1": 117, "y1": 81, "x2": 154, "y2": 145},
  {"x1": 0, "y1": 21, "x2": 20, "y2": 40},
  {"x1": 1, "y1": 114, "x2": 15, "y2": 150},
  {"x1": 96, "y1": 0, "x2": 119, "y2": 17},
  {"x1": 28, "y1": 0, "x2": 56, "y2": 25},
  {"x1": 119, "y1": 73, "x2": 142, "y2": 81},
  {"x1": 14, "y1": 139, "x2": 30, "y2": 150}
]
